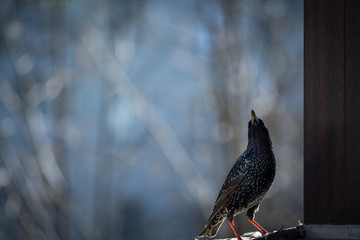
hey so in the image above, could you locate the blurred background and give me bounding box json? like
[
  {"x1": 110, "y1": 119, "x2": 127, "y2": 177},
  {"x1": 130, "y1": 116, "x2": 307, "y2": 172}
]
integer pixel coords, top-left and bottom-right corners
[{"x1": 0, "y1": 0, "x2": 303, "y2": 239}]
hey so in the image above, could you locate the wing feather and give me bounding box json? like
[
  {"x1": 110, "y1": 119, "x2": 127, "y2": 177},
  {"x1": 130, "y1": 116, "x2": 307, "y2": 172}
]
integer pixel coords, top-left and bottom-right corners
[
  {"x1": 208, "y1": 148, "x2": 254, "y2": 219},
  {"x1": 198, "y1": 148, "x2": 255, "y2": 238}
]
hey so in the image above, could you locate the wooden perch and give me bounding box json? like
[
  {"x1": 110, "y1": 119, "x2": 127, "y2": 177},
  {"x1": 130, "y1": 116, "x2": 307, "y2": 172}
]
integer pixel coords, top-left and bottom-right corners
[
  {"x1": 205, "y1": 225, "x2": 305, "y2": 240},
  {"x1": 254, "y1": 225, "x2": 305, "y2": 240}
]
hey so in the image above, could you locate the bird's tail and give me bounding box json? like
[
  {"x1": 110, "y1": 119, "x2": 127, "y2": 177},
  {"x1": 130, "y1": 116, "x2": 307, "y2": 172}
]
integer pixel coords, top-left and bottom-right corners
[{"x1": 197, "y1": 217, "x2": 225, "y2": 238}]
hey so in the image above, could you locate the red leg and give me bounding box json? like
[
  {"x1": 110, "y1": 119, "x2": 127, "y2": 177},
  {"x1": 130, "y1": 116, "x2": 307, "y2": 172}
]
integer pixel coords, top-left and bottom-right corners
[
  {"x1": 248, "y1": 218, "x2": 268, "y2": 235},
  {"x1": 227, "y1": 220, "x2": 243, "y2": 240}
]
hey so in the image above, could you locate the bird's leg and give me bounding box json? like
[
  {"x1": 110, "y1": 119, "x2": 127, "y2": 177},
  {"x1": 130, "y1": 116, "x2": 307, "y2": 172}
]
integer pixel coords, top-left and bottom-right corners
[
  {"x1": 248, "y1": 218, "x2": 268, "y2": 235},
  {"x1": 227, "y1": 219, "x2": 243, "y2": 240}
]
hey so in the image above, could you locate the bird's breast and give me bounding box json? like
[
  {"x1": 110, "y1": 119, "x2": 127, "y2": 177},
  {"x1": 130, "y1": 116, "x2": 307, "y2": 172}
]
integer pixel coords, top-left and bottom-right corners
[{"x1": 244, "y1": 148, "x2": 275, "y2": 186}]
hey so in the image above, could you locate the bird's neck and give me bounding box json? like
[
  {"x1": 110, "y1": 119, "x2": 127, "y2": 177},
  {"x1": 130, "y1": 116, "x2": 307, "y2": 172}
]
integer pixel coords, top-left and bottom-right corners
[
  {"x1": 247, "y1": 137, "x2": 272, "y2": 148},
  {"x1": 247, "y1": 139, "x2": 272, "y2": 150}
]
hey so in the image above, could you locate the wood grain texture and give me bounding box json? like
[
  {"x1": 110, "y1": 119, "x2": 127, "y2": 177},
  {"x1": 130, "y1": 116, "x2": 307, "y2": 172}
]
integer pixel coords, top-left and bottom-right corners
[
  {"x1": 304, "y1": 0, "x2": 345, "y2": 224},
  {"x1": 344, "y1": 0, "x2": 360, "y2": 223},
  {"x1": 305, "y1": 0, "x2": 360, "y2": 224}
]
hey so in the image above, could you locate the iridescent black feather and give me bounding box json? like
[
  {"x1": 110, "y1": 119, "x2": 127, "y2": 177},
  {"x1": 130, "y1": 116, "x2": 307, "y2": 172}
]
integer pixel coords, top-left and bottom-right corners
[{"x1": 198, "y1": 110, "x2": 276, "y2": 238}]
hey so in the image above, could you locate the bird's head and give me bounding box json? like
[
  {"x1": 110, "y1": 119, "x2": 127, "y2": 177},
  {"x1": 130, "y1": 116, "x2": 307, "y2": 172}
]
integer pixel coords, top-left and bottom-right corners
[{"x1": 248, "y1": 110, "x2": 272, "y2": 147}]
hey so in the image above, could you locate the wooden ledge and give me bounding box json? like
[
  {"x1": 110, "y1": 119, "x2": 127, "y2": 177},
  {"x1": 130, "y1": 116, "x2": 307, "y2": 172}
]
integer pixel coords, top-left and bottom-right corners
[{"x1": 196, "y1": 225, "x2": 305, "y2": 240}]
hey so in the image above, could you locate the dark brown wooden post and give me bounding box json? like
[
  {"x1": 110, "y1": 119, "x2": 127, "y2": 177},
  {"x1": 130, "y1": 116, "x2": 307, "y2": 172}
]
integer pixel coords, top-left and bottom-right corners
[{"x1": 305, "y1": 0, "x2": 360, "y2": 224}]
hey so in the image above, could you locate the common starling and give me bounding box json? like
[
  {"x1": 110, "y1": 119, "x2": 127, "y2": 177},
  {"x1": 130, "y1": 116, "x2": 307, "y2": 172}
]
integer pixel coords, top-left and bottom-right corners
[{"x1": 198, "y1": 110, "x2": 276, "y2": 240}]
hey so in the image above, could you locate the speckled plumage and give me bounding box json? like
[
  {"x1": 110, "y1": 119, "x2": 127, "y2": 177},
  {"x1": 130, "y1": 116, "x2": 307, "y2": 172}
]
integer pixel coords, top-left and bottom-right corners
[{"x1": 198, "y1": 110, "x2": 276, "y2": 238}]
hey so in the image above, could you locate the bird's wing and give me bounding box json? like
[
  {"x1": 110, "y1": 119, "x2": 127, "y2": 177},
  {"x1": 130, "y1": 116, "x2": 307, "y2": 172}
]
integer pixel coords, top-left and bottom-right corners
[{"x1": 210, "y1": 148, "x2": 254, "y2": 218}]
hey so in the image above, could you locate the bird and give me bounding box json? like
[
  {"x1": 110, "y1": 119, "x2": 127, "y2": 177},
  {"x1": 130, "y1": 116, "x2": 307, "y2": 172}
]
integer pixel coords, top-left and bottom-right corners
[{"x1": 197, "y1": 110, "x2": 276, "y2": 240}]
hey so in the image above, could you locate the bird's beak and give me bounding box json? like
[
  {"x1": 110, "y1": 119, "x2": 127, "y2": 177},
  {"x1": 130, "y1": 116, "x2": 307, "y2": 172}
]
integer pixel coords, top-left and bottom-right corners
[{"x1": 251, "y1": 110, "x2": 257, "y2": 125}]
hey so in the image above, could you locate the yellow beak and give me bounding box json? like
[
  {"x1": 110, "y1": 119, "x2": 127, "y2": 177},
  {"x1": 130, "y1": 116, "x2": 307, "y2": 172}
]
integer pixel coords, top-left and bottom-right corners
[{"x1": 251, "y1": 110, "x2": 257, "y2": 124}]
